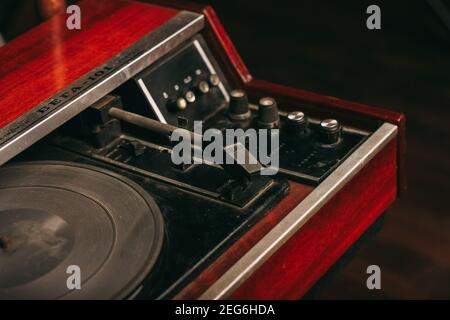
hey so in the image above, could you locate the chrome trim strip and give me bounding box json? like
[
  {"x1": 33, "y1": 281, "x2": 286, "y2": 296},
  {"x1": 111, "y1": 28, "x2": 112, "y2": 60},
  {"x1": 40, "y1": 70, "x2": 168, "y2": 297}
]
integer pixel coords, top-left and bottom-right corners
[
  {"x1": 0, "y1": 11, "x2": 204, "y2": 165},
  {"x1": 137, "y1": 78, "x2": 168, "y2": 124},
  {"x1": 199, "y1": 122, "x2": 398, "y2": 299}
]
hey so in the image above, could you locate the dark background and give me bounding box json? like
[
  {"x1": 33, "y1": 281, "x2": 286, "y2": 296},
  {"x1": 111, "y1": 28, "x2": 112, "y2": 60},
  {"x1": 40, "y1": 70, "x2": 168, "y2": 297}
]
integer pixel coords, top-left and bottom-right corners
[{"x1": 1, "y1": 0, "x2": 449, "y2": 299}]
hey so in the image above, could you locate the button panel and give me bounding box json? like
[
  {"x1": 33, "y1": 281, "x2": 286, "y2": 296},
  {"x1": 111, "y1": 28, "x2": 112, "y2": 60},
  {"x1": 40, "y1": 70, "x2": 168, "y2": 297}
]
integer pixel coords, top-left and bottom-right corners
[
  {"x1": 204, "y1": 93, "x2": 368, "y2": 185},
  {"x1": 118, "y1": 35, "x2": 229, "y2": 130},
  {"x1": 115, "y1": 35, "x2": 369, "y2": 185}
]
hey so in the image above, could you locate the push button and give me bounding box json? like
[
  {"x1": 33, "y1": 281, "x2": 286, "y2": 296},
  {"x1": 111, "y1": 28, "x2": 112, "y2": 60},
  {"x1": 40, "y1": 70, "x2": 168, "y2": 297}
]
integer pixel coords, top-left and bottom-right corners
[{"x1": 319, "y1": 119, "x2": 342, "y2": 144}]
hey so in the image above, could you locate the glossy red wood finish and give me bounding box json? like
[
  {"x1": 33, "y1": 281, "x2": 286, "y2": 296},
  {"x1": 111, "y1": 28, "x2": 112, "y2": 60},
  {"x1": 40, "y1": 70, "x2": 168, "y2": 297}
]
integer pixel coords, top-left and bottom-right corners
[
  {"x1": 175, "y1": 140, "x2": 396, "y2": 300},
  {"x1": 175, "y1": 182, "x2": 314, "y2": 299},
  {"x1": 150, "y1": 1, "x2": 404, "y2": 299},
  {"x1": 0, "y1": 0, "x2": 177, "y2": 129},
  {"x1": 230, "y1": 139, "x2": 397, "y2": 299},
  {"x1": 0, "y1": 0, "x2": 405, "y2": 299},
  {"x1": 150, "y1": 0, "x2": 405, "y2": 195}
]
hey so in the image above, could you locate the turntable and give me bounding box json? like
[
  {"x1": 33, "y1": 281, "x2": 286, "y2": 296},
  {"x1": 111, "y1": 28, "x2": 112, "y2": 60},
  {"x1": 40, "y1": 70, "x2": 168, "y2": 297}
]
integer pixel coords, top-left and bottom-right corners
[
  {"x1": 0, "y1": 0, "x2": 406, "y2": 299},
  {"x1": 0, "y1": 162, "x2": 164, "y2": 299}
]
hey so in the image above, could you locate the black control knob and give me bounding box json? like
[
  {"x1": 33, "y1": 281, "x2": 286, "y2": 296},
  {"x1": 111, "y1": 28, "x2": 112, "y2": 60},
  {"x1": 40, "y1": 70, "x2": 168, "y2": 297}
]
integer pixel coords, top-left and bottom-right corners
[
  {"x1": 229, "y1": 89, "x2": 251, "y2": 120},
  {"x1": 257, "y1": 97, "x2": 279, "y2": 129},
  {"x1": 319, "y1": 119, "x2": 342, "y2": 144},
  {"x1": 286, "y1": 111, "x2": 308, "y2": 135}
]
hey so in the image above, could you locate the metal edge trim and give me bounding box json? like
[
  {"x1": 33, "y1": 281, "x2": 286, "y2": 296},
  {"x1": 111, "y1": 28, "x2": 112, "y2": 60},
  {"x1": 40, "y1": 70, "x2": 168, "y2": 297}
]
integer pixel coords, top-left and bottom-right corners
[
  {"x1": 137, "y1": 78, "x2": 168, "y2": 124},
  {"x1": 0, "y1": 11, "x2": 204, "y2": 165},
  {"x1": 198, "y1": 122, "x2": 398, "y2": 299}
]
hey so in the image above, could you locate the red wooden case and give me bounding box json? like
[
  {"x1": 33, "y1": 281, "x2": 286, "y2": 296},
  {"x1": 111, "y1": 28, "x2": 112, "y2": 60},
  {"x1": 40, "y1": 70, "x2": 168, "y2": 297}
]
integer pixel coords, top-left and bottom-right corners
[
  {"x1": 150, "y1": 0, "x2": 405, "y2": 300},
  {"x1": 0, "y1": 0, "x2": 405, "y2": 299}
]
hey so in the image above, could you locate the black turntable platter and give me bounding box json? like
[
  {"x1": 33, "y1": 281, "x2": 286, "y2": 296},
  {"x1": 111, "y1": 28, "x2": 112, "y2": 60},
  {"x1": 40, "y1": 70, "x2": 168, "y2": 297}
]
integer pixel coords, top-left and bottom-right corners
[{"x1": 0, "y1": 161, "x2": 164, "y2": 299}]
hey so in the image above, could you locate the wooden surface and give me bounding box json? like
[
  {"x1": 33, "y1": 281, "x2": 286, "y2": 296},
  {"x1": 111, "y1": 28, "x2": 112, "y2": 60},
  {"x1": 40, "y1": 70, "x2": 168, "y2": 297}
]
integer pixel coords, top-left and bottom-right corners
[
  {"x1": 148, "y1": 0, "x2": 405, "y2": 299},
  {"x1": 0, "y1": 0, "x2": 411, "y2": 299},
  {"x1": 175, "y1": 137, "x2": 396, "y2": 299},
  {"x1": 175, "y1": 182, "x2": 314, "y2": 299},
  {"x1": 230, "y1": 139, "x2": 397, "y2": 299},
  {"x1": 0, "y1": 0, "x2": 177, "y2": 129},
  {"x1": 198, "y1": 0, "x2": 448, "y2": 299},
  {"x1": 2, "y1": 0, "x2": 444, "y2": 300}
]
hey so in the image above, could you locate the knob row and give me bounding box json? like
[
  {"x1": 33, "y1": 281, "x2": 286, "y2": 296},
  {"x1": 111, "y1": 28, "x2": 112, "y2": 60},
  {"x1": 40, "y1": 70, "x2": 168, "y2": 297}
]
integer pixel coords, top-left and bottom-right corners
[
  {"x1": 229, "y1": 89, "x2": 342, "y2": 144},
  {"x1": 229, "y1": 91, "x2": 280, "y2": 128},
  {"x1": 286, "y1": 112, "x2": 342, "y2": 144}
]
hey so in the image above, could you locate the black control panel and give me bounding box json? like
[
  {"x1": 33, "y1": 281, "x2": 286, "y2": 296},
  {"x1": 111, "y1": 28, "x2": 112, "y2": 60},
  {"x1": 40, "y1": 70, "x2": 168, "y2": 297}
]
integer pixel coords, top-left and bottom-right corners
[
  {"x1": 205, "y1": 108, "x2": 367, "y2": 184},
  {"x1": 117, "y1": 36, "x2": 229, "y2": 129},
  {"x1": 57, "y1": 35, "x2": 369, "y2": 187},
  {"x1": 113, "y1": 35, "x2": 370, "y2": 185}
]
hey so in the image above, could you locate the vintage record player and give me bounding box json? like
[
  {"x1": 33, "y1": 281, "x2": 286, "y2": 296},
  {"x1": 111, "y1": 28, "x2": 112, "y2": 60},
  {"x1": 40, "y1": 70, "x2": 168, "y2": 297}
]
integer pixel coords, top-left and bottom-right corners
[{"x1": 0, "y1": 0, "x2": 406, "y2": 299}]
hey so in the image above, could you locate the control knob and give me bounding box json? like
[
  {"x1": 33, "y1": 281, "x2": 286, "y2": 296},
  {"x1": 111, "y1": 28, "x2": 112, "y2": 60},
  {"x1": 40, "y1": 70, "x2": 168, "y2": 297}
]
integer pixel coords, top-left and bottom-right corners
[
  {"x1": 285, "y1": 111, "x2": 308, "y2": 136},
  {"x1": 229, "y1": 89, "x2": 251, "y2": 120},
  {"x1": 319, "y1": 119, "x2": 342, "y2": 144},
  {"x1": 257, "y1": 97, "x2": 280, "y2": 129}
]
